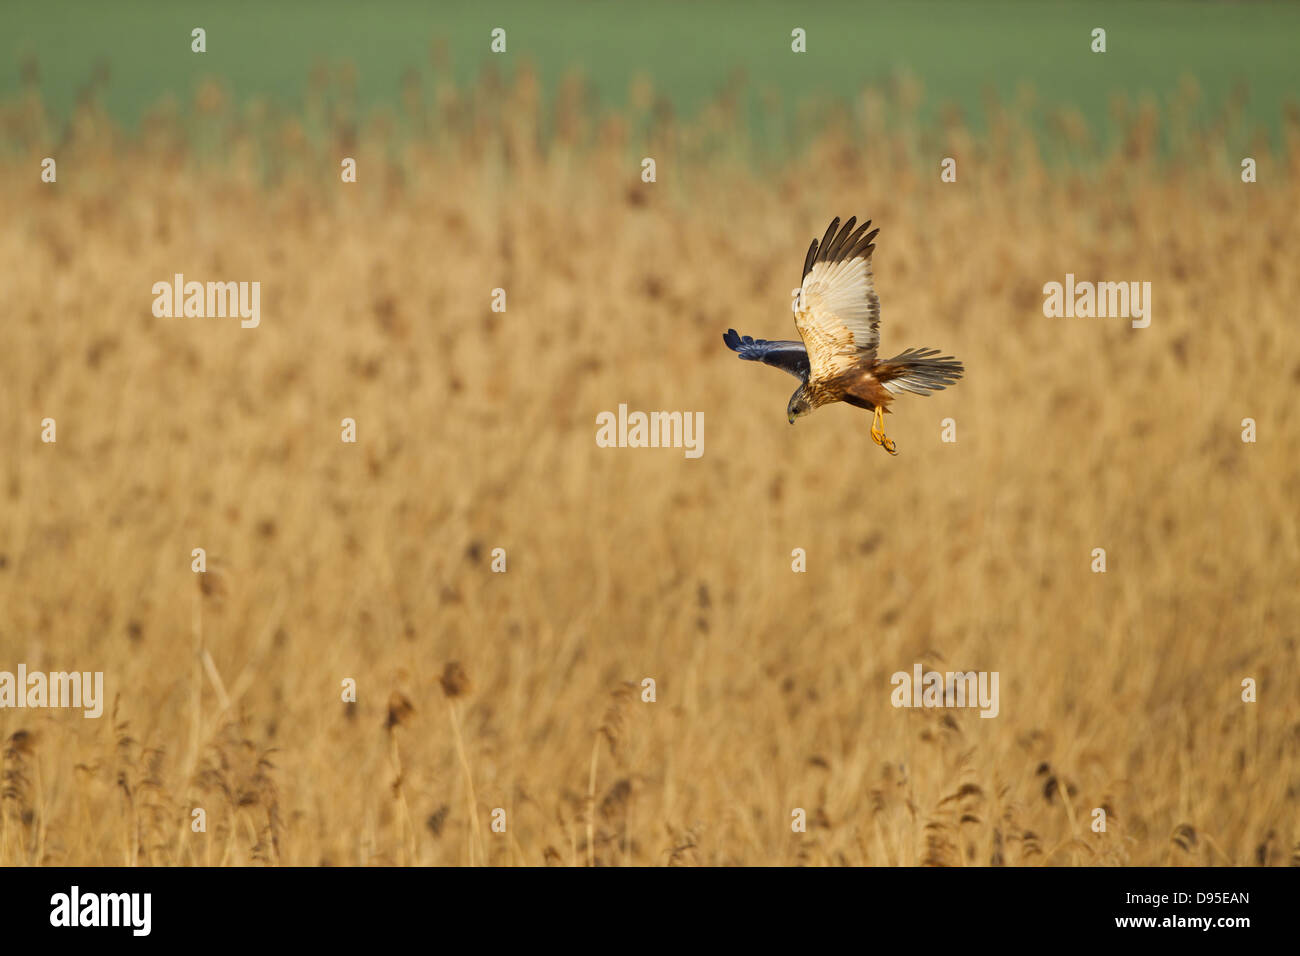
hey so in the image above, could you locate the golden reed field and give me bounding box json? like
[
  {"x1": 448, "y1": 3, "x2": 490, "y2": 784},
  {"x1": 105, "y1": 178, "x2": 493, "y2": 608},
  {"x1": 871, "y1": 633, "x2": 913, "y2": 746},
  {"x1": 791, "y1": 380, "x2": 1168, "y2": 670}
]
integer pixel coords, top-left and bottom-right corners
[{"x1": 1, "y1": 69, "x2": 1298, "y2": 866}]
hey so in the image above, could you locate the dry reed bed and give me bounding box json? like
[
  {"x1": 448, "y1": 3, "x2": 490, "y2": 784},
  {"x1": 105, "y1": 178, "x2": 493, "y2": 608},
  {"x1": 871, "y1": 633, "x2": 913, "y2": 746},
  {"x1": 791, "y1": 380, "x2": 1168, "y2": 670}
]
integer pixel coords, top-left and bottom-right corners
[{"x1": 0, "y1": 70, "x2": 1298, "y2": 864}]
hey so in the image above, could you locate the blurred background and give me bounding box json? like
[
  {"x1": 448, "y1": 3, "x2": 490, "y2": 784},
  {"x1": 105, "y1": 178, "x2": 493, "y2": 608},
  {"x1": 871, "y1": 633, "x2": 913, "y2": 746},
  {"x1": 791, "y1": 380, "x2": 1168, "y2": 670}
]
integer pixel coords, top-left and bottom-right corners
[{"x1": 0, "y1": 1, "x2": 1297, "y2": 865}]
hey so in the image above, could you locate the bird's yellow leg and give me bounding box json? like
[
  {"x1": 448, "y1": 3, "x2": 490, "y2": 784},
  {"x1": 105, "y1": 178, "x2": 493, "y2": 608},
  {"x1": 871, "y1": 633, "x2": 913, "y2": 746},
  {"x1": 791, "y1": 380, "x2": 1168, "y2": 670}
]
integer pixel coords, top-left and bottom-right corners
[{"x1": 870, "y1": 406, "x2": 898, "y2": 455}]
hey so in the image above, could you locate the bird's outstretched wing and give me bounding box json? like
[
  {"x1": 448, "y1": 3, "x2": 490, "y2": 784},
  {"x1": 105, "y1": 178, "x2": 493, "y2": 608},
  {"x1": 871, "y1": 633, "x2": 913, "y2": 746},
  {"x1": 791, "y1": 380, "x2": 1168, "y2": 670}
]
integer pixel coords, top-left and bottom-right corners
[
  {"x1": 723, "y1": 328, "x2": 810, "y2": 382},
  {"x1": 794, "y1": 216, "x2": 881, "y2": 381}
]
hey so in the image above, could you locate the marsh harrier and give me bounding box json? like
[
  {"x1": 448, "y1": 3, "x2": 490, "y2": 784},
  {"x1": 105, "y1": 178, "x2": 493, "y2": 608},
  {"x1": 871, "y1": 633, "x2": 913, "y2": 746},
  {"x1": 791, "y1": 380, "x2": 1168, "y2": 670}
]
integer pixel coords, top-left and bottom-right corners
[{"x1": 724, "y1": 216, "x2": 963, "y2": 454}]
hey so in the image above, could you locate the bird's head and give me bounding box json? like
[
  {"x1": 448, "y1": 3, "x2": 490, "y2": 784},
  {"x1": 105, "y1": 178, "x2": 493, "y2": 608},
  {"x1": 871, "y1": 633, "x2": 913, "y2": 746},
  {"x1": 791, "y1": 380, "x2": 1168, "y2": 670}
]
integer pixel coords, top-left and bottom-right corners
[{"x1": 787, "y1": 387, "x2": 812, "y2": 424}]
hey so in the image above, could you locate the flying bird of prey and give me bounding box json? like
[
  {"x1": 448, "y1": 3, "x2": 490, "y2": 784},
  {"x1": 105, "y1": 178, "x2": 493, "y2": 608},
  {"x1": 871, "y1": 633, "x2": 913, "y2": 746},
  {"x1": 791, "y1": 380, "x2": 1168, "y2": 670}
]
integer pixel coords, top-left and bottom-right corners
[{"x1": 723, "y1": 216, "x2": 963, "y2": 454}]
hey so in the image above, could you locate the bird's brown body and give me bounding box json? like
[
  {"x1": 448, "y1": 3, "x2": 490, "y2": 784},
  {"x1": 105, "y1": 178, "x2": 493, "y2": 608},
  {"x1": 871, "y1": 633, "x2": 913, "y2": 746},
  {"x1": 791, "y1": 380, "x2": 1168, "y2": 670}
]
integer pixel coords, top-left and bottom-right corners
[{"x1": 809, "y1": 365, "x2": 898, "y2": 414}]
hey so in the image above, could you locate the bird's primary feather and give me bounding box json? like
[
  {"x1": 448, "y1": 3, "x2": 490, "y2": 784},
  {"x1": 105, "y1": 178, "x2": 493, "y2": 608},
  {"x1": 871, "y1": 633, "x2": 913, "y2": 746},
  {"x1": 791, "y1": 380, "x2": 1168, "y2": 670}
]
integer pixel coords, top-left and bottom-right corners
[{"x1": 721, "y1": 328, "x2": 810, "y2": 382}]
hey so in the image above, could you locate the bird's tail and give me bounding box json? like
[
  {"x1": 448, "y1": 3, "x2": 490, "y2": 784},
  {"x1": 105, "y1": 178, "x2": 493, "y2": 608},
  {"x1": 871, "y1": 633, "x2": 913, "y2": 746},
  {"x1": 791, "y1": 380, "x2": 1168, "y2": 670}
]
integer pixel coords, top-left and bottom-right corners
[{"x1": 876, "y1": 348, "x2": 964, "y2": 396}]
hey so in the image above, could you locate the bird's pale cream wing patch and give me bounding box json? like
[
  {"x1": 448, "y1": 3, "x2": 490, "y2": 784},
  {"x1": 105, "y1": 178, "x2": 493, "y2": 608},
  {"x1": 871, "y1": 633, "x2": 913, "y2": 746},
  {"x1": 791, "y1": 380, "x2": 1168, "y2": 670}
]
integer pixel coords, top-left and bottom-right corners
[{"x1": 794, "y1": 217, "x2": 881, "y2": 381}]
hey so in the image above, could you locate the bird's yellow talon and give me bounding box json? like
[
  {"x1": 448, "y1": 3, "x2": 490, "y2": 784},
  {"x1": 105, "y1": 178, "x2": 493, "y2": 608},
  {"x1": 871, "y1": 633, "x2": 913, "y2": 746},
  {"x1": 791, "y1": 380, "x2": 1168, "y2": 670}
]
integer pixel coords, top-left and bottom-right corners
[{"x1": 870, "y1": 406, "x2": 896, "y2": 454}]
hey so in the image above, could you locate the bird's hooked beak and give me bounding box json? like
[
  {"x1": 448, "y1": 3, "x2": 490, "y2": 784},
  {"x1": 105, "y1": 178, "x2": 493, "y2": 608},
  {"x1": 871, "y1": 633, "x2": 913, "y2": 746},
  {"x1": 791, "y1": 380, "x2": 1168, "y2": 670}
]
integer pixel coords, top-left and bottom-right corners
[{"x1": 788, "y1": 409, "x2": 797, "y2": 425}]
